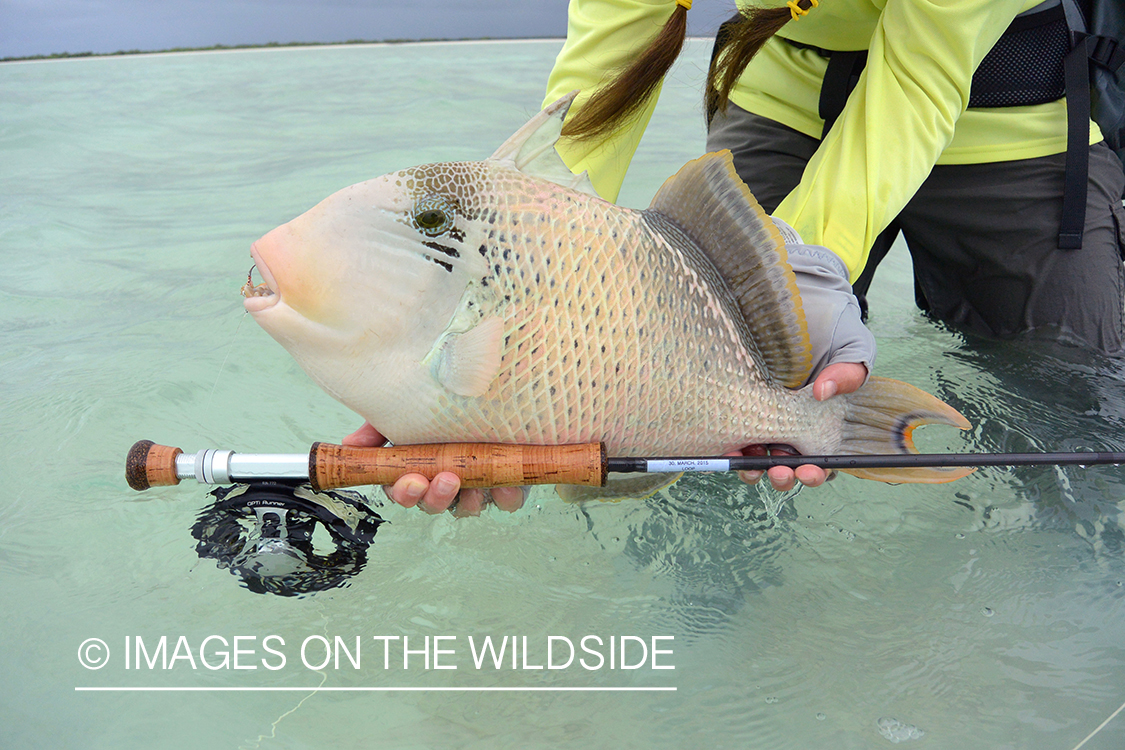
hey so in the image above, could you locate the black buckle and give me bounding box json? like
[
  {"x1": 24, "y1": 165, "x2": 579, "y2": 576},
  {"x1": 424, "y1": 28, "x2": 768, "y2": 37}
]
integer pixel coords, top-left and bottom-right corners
[{"x1": 1091, "y1": 36, "x2": 1125, "y2": 73}]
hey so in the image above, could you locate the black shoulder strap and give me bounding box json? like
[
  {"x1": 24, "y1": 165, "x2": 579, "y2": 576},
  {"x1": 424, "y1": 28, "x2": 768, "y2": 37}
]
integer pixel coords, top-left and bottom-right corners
[
  {"x1": 819, "y1": 51, "x2": 867, "y2": 139},
  {"x1": 1059, "y1": 35, "x2": 1095, "y2": 249},
  {"x1": 1058, "y1": 0, "x2": 1125, "y2": 249}
]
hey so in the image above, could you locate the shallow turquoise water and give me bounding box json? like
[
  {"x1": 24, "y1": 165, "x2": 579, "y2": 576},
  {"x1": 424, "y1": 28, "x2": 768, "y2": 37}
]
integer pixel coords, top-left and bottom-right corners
[{"x1": 3, "y1": 40, "x2": 1125, "y2": 749}]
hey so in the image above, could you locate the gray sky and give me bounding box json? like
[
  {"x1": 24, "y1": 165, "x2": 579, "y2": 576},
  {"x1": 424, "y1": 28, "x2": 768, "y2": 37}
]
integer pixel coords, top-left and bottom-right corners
[{"x1": 2, "y1": 0, "x2": 731, "y2": 59}]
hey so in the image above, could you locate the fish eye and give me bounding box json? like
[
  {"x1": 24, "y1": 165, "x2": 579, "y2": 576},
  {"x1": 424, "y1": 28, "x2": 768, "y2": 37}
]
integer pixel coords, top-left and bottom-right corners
[
  {"x1": 416, "y1": 209, "x2": 447, "y2": 230},
  {"x1": 411, "y1": 196, "x2": 454, "y2": 236}
]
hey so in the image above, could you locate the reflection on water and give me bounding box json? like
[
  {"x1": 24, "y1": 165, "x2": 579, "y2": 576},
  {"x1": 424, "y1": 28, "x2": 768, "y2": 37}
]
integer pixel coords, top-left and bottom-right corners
[{"x1": 3, "y1": 41, "x2": 1125, "y2": 749}]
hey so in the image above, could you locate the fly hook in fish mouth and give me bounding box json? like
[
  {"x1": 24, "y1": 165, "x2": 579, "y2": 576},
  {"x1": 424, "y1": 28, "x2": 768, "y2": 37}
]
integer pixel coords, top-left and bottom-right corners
[{"x1": 241, "y1": 264, "x2": 274, "y2": 298}]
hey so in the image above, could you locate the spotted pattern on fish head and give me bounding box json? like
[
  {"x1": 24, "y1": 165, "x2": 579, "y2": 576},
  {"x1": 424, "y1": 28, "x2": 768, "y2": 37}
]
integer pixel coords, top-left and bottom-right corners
[{"x1": 385, "y1": 162, "x2": 494, "y2": 278}]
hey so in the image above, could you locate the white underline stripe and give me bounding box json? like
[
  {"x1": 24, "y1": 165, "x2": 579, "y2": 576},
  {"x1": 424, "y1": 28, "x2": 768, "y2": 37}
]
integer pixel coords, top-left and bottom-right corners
[{"x1": 76, "y1": 686, "x2": 676, "y2": 692}]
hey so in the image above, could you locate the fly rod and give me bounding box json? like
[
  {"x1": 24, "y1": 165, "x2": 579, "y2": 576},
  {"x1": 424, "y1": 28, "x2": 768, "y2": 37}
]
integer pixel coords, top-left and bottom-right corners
[{"x1": 126, "y1": 440, "x2": 1125, "y2": 492}]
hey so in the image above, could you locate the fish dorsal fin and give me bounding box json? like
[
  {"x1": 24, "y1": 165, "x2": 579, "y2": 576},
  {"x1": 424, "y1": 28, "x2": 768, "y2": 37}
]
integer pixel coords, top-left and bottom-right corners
[
  {"x1": 488, "y1": 91, "x2": 600, "y2": 197},
  {"x1": 646, "y1": 151, "x2": 812, "y2": 388}
]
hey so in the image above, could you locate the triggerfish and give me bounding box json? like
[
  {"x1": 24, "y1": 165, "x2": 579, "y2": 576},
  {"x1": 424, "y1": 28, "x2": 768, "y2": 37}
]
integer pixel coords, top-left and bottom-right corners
[{"x1": 243, "y1": 92, "x2": 971, "y2": 486}]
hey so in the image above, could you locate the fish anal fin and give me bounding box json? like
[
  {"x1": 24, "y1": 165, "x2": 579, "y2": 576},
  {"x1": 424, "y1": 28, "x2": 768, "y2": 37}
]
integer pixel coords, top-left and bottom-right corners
[
  {"x1": 430, "y1": 316, "x2": 505, "y2": 398},
  {"x1": 841, "y1": 466, "x2": 975, "y2": 484},
  {"x1": 488, "y1": 91, "x2": 600, "y2": 198},
  {"x1": 555, "y1": 472, "x2": 681, "y2": 503},
  {"x1": 646, "y1": 151, "x2": 812, "y2": 388}
]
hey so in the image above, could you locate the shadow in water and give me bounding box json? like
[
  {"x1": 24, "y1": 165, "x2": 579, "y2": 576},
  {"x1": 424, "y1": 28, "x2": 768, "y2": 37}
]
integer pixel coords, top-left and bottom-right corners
[
  {"x1": 926, "y1": 334, "x2": 1124, "y2": 555},
  {"x1": 574, "y1": 472, "x2": 799, "y2": 638},
  {"x1": 191, "y1": 482, "x2": 385, "y2": 597},
  {"x1": 572, "y1": 333, "x2": 1125, "y2": 634}
]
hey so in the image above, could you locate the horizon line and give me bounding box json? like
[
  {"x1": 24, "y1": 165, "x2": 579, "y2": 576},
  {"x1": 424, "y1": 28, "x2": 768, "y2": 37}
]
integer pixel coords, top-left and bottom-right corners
[
  {"x1": 76, "y1": 685, "x2": 677, "y2": 692},
  {"x1": 2, "y1": 37, "x2": 564, "y2": 64},
  {"x1": 2, "y1": 35, "x2": 719, "y2": 64}
]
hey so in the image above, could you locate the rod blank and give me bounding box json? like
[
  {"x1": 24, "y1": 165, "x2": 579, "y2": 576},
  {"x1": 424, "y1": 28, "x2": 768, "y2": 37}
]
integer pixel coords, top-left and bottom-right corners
[{"x1": 608, "y1": 452, "x2": 1125, "y2": 474}]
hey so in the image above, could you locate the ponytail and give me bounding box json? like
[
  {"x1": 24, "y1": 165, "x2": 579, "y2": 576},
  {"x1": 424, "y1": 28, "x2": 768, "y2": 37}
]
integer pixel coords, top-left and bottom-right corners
[
  {"x1": 707, "y1": 3, "x2": 815, "y2": 120},
  {"x1": 560, "y1": 3, "x2": 689, "y2": 141},
  {"x1": 560, "y1": 1, "x2": 820, "y2": 142}
]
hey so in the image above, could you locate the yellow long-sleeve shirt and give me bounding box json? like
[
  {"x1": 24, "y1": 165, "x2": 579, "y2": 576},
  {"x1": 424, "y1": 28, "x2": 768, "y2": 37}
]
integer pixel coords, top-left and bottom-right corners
[{"x1": 544, "y1": 0, "x2": 1103, "y2": 281}]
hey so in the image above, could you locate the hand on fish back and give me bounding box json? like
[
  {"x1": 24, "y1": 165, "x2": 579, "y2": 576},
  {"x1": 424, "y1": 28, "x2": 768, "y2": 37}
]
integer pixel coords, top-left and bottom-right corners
[{"x1": 244, "y1": 92, "x2": 971, "y2": 485}]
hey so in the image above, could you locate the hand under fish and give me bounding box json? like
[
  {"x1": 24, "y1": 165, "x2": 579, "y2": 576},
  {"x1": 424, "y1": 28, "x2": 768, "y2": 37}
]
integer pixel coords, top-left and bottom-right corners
[{"x1": 340, "y1": 420, "x2": 530, "y2": 516}]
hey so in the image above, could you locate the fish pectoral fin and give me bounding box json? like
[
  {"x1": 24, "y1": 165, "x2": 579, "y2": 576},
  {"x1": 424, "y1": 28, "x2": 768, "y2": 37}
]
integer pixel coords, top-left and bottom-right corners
[
  {"x1": 430, "y1": 316, "x2": 505, "y2": 398},
  {"x1": 554, "y1": 472, "x2": 682, "y2": 503},
  {"x1": 487, "y1": 91, "x2": 601, "y2": 198}
]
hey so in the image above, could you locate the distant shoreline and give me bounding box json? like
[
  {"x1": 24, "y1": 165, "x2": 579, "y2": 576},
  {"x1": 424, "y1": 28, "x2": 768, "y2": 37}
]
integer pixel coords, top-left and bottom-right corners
[{"x1": 0, "y1": 37, "x2": 567, "y2": 64}]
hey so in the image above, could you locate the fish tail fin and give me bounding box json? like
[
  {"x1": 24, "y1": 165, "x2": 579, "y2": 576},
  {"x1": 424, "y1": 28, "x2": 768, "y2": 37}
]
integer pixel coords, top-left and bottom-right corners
[{"x1": 839, "y1": 376, "x2": 974, "y2": 484}]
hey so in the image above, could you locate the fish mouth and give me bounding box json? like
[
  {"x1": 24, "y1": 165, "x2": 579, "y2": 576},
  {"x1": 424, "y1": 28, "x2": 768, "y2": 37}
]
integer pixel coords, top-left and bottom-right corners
[{"x1": 242, "y1": 243, "x2": 279, "y2": 312}]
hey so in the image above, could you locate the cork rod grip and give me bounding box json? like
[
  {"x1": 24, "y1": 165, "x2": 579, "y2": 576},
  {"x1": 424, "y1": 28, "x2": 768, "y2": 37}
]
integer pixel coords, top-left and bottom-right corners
[
  {"x1": 309, "y1": 442, "x2": 608, "y2": 491},
  {"x1": 126, "y1": 440, "x2": 183, "y2": 491}
]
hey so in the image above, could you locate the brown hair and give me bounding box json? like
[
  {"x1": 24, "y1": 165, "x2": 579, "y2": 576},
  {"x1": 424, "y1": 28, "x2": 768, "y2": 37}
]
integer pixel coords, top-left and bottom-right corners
[
  {"x1": 707, "y1": 5, "x2": 805, "y2": 120},
  {"x1": 560, "y1": 2, "x2": 815, "y2": 142}
]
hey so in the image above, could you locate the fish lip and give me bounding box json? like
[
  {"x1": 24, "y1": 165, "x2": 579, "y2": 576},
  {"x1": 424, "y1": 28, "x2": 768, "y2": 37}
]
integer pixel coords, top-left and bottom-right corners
[{"x1": 243, "y1": 243, "x2": 279, "y2": 313}]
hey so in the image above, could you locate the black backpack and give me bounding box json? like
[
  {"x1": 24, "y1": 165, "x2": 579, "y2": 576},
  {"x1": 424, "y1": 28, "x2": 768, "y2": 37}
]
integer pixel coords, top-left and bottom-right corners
[{"x1": 979, "y1": 0, "x2": 1125, "y2": 245}]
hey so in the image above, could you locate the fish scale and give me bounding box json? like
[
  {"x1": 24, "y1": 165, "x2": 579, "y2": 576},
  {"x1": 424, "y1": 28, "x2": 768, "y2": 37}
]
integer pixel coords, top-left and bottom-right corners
[
  {"x1": 417, "y1": 165, "x2": 809, "y2": 457},
  {"x1": 244, "y1": 92, "x2": 973, "y2": 485}
]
